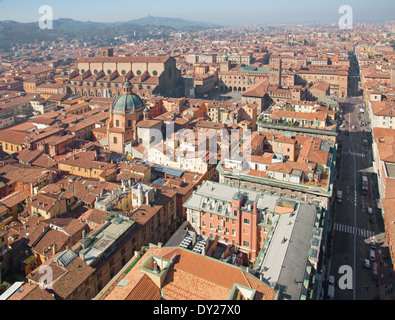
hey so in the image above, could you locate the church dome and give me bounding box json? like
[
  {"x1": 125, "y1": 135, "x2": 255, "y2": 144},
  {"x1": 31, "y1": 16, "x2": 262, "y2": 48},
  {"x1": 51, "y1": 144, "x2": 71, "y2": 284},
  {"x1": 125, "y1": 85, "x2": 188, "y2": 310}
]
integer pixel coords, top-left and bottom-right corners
[
  {"x1": 111, "y1": 93, "x2": 144, "y2": 113},
  {"x1": 111, "y1": 81, "x2": 145, "y2": 114}
]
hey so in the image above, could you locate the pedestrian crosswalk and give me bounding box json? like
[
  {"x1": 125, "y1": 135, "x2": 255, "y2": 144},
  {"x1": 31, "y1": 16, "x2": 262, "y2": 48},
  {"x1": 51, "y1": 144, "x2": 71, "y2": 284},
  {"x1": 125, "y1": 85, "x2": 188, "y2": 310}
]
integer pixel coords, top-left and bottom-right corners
[
  {"x1": 334, "y1": 223, "x2": 375, "y2": 238},
  {"x1": 341, "y1": 150, "x2": 366, "y2": 158}
]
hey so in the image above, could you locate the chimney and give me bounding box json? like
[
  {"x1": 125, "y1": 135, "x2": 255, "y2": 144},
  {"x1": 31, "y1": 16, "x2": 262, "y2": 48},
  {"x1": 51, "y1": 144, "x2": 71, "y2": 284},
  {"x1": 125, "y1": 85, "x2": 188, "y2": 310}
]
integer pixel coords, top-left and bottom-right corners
[
  {"x1": 52, "y1": 243, "x2": 57, "y2": 256},
  {"x1": 153, "y1": 260, "x2": 159, "y2": 274}
]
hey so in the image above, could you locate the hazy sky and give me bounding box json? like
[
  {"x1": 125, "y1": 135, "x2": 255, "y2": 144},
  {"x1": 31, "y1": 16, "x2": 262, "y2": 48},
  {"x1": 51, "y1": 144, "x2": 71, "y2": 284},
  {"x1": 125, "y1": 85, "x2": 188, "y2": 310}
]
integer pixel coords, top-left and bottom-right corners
[{"x1": 0, "y1": 0, "x2": 394, "y2": 26}]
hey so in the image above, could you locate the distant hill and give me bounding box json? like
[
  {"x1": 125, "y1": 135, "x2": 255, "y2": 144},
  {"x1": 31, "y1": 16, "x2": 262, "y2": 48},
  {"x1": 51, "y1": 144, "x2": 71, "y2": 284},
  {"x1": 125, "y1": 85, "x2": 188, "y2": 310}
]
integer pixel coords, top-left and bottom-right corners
[
  {"x1": 0, "y1": 16, "x2": 221, "y2": 51},
  {"x1": 124, "y1": 15, "x2": 220, "y2": 29}
]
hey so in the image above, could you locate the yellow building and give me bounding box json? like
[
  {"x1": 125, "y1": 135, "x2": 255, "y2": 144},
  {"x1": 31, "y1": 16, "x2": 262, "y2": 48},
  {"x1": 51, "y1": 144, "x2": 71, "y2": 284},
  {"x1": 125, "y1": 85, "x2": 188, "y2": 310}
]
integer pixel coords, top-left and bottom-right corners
[
  {"x1": 0, "y1": 190, "x2": 28, "y2": 228},
  {"x1": 0, "y1": 129, "x2": 26, "y2": 154},
  {"x1": 30, "y1": 193, "x2": 68, "y2": 219},
  {"x1": 57, "y1": 151, "x2": 117, "y2": 181}
]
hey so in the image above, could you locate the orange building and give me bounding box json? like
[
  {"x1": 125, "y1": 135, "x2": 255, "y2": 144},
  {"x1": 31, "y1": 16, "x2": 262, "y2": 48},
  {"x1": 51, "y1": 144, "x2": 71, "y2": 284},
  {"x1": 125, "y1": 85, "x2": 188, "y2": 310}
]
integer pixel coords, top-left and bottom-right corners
[
  {"x1": 184, "y1": 181, "x2": 271, "y2": 261},
  {"x1": 107, "y1": 81, "x2": 145, "y2": 154}
]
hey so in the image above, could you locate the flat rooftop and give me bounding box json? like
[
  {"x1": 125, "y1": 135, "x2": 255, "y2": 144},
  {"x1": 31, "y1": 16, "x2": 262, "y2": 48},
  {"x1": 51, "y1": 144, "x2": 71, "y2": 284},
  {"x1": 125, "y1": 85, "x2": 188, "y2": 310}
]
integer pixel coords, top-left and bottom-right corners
[
  {"x1": 258, "y1": 202, "x2": 320, "y2": 300},
  {"x1": 385, "y1": 162, "x2": 395, "y2": 179}
]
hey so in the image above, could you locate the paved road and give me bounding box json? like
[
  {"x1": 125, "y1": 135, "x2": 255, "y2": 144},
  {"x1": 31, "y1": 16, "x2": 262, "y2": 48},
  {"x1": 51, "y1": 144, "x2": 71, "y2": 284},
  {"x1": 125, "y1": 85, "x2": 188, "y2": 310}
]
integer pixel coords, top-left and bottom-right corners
[{"x1": 327, "y1": 98, "x2": 394, "y2": 300}]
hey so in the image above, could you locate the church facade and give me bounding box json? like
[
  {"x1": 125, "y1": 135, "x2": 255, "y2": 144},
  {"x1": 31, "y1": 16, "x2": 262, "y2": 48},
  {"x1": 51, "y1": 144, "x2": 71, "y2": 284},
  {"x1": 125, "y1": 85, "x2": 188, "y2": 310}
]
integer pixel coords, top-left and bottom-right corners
[{"x1": 68, "y1": 48, "x2": 182, "y2": 99}]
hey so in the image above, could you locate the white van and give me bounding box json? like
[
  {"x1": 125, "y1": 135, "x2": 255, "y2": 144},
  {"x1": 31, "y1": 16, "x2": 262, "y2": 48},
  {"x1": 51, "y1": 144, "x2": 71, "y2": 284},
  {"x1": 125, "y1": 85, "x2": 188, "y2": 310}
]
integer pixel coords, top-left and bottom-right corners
[
  {"x1": 370, "y1": 249, "x2": 376, "y2": 262},
  {"x1": 327, "y1": 284, "x2": 335, "y2": 300},
  {"x1": 337, "y1": 190, "x2": 343, "y2": 203},
  {"x1": 329, "y1": 275, "x2": 335, "y2": 285}
]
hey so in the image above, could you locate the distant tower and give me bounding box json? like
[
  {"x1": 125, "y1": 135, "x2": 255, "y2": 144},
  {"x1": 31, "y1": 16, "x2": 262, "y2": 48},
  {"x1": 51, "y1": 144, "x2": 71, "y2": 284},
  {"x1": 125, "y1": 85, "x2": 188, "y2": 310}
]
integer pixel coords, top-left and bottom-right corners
[
  {"x1": 143, "y1": 106, "x2": 150, "y2": 120},
  {"x1": 391, "y1": 64, "x2": 395, "y2": 88},
  {"x1": 101, "y1": 47, "x2": 114, "y2": 57},
  {"x1": 220, "y1": 61, "x2": 230, "y2": 72},
  {"x1": 137, "y1": 184, "x2": 144, "y2": 206},
  {"x1": 269, "y1": 57, "x2": 282, "y2": 88}
]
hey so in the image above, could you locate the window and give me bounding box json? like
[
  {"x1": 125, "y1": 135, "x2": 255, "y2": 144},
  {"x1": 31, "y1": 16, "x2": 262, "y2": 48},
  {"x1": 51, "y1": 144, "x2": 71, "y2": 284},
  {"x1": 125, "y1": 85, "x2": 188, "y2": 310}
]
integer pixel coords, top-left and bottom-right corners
[
  {"x1": 121, "y1": 70, "x2": 126, "y2": 75},
  {"x1": 202, "y1": 221, "x2": 206, "y2": 227},
  {"x1": 136, "y1": 70, "x2": 141, "y2": 76},
  {"x1": 113, "y1": 137, "x2": 118, "y2": 144},
  {"x1": 107, "y1": 69, "x2": 112, "y2": 75},
  {"x1": 232, "y1": 230, "x2": 236, "y2": 236},
  {"x1": 210, "y1": 223, "x2": 213, "y2": 229},
  {"x1": 128, "y1": 120, "x2": 132, "y2": 127},
  {"x1": 116, "y1": 120, "x2": 120, "y2": 127},
  {"x1": 153, "y1": 70, "x2": 158, "y2": 76},
  {"x1": 243, "y1": 218, "x2": 250, "y2": 225},
  {"x1": 243, "y1": 240, "x2": 249, "y2": 247}
]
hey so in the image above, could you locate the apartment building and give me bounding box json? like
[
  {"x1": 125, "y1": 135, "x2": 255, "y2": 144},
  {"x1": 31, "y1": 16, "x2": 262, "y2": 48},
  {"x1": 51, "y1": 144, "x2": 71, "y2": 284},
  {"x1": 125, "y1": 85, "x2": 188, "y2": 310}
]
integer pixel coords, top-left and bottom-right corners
[{"x1": 297, "y1": 67, "x2": 349, "y2": 98}]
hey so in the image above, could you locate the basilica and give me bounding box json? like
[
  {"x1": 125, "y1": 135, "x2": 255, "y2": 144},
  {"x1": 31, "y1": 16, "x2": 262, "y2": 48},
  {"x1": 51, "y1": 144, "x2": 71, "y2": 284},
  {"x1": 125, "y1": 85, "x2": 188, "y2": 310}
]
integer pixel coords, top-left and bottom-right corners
[{"x1": 107, "y1": 81, "x2": 150, "y2": 154}]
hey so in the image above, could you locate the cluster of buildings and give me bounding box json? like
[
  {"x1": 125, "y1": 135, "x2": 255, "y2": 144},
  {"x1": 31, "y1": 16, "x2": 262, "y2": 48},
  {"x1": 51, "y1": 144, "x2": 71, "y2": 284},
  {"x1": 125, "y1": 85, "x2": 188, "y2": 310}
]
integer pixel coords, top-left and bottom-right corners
[
  {"x1": 355, "y1": 38, "x2": 395, "y2": 264},
  {"x1": 0, "y1": 21, "x2": 393, "y2": 301}
]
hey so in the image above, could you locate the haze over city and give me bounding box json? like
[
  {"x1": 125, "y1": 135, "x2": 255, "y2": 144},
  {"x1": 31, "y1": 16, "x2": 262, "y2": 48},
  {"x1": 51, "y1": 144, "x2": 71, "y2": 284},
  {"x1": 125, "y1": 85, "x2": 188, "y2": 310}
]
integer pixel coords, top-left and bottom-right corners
[
  {"x1": 0, "y1": 0, "x2": 394, "y2": 25},
  {"x1": 0, "y1": 0, "x2": 394, "y2": 306}
]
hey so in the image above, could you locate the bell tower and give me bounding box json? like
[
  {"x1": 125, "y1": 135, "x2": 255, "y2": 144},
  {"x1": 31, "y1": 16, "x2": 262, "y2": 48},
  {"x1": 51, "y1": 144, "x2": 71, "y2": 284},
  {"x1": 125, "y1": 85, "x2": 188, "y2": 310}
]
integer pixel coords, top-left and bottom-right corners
[
  {"x1": 101, "y1": 47, "x2": 114, "y2": 57},
  {"x1": 269, "y1": 57, "x2": 282, "y2": 88}
]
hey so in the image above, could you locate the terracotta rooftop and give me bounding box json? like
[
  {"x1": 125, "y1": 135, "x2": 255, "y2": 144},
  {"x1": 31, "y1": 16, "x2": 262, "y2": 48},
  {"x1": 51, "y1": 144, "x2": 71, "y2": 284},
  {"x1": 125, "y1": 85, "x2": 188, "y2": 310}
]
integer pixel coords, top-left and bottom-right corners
[{"x1": 103, "y1": 247, "x2": 277, "y2": 301}]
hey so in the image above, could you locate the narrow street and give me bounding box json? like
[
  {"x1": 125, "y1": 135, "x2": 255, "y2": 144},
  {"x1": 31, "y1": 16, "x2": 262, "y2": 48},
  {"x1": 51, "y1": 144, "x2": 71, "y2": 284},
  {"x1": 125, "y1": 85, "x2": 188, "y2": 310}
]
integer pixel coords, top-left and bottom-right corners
[{"x1": 326, "y1": 52, "x2": 394, "y2": 299}]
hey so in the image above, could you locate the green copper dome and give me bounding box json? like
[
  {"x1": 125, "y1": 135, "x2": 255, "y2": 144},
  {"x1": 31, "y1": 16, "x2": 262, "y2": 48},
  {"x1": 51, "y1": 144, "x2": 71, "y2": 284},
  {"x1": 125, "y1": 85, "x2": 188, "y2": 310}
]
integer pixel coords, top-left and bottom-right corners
[{"x1": 111, "y1": 92, "x2": 144, "y2": 114}]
